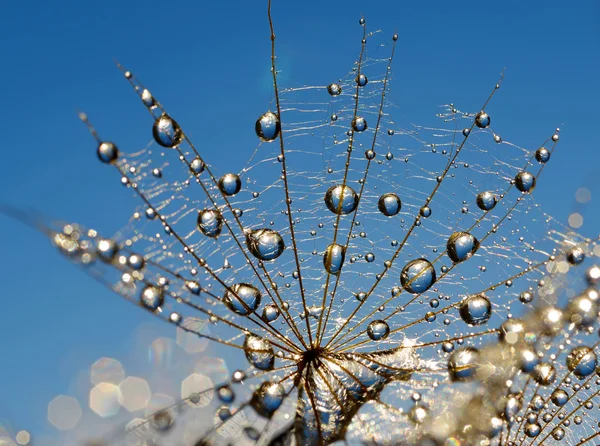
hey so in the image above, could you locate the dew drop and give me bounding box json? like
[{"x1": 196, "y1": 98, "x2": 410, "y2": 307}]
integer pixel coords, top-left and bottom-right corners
[
  {"x1": 476, "y1": 191, "x2": 497, "y2": 211},
  {"x1": 400, "y1": 259, "x2": 436, "y2": 294},
  {"x1": 152, "y1": 114, "x2": 184, "y2": 148},
  {"x1": 245, "y1": 228, "x2": 285, "y2": 261},
  {"x1": 531, "y1": 362, "x2": 556, "y2": 385},
  {"x1": 447, "y1": 231, "x2": 480, "y2": 263},
  {"x1": 250, "y1": 381, "x2": 285, "y2": 417},
  {"x1": 223, "y1": 283, "x2": 261, "y2": 315},
  {"x1": 514, "y1": 171, "x2": 536, "y2": 193},
  {"x1": 323, "y1": 243, "x2": 345, "y2": 275},
  {"x1": 97, "y1": 142, "x2": 119, "y2": 164},
  {"x1": 351, "y1": 117, "x2": 368, "y2": 132},
  {"x1": 324, "y1": 185, "x2": 359, "y2": 215},
  {"x1": 448, "y1": 347, "x2": 479, "y2": 381},
  {"x1": 535, "y1": 147, "x2": 550, "y2": 163},
  {"x1": 566, "y1": 346, "x2": 597, "y2": 378},
  {"x1": 475, "y1": 111, "x2": 490, "y2": 128},
  {"x1": 459, "y1": 294, "x2": 491, "y2": 325},
  {"x1": 244, "y1": 334, "x2": 274, "y2": 370},
  {"x1": 566, "y1": 246, "x2": 585, "y2": 265},
  {"x1": 218, "y1": 173, "x2": 242, "y2": 196},
  {"x1": 550, "y1": 389, "x2": 568, "y2": 407},
  {"x1": 197, "y1": 209, "x2": 223, "y2": 238},
  {"x1": 367, "y1": 320, "x2": 390, "y2": 341},
  {"x1": 140, "y1": 285, "x2": 164, "y2": 311},
  {"x1": 355, "y1": 74, "x2": 368, "y2": 87},
  {"x1": 262, "y1": 304, "x2": 280, "y2": 323},
  {"x1": 377, "y1": 193, "x2": 401, "y2": 216},
  {"x1": 217, "y1": 385, "x2": 235, "y2": 403},
  {"x1": 255, "y1": 112, "x2": 281, "y2": 142},
  {"x1": 327, "y1": 83, "x2": 342, "y2": 96}
]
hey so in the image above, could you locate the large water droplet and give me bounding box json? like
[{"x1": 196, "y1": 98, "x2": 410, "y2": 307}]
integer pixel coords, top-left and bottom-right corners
[
  {"x1": 140, "y1": 285, "x2": 164, "y2": 311},
  {"x1": 531, "y1": 362, "x2": 556, "y2": 385},
  {"x1": 262, "y1": 304, "x2": 280, "y2": 323},
  {"x1": 475, "y1": 111, "x2": 490, "y2": 128},
  {"x1": 459, "y1": 294, "x2": 491, "y2": 325},
  {"x1": 223, "y1": 283, "x2": 261, "y2": 315},
  {"x1": 367, "y1": 320, "x2": 390, "y2": 340},
  {"x1": 566, "y1": 346, "x2": 597, "y2": 378},
  {"x1": 327, "y1": 83, "x2": 342, "y2": 96},
  {"x1": 250, "y1": 382, "x2": 285, "y2": 418},
  {"x1": 355, "y1": 74, "x2": 368, "y2": 87},
  {"x1": 447, "y1": 231, "x2": 479, "y2": 263},
  {"x1": 323, "y1": 243, "x2": 345, "y2": 275},
  {"x1": 245, "y1": 229, "x2": 285, "y2": 261},
  {"x1": 324, "y1": 185, "x2": 359, "y2": 215},
  {"x1": 97, "y1": 238, "x2": 118, "y2": 261},
  {"x1": 97, "y1": 142, "x2": 119, "y2": 164},
  {"x1": 197, "y1": 209, "x2": 223, "y2": 238},
  {"x1": 218, "y1": 173, "x2": 242, "y2": 196},
  {"x1": 255, "y1": 112, "x2": 281, "y2": 142},
  {"x1": 448, "y1": 347, "x2": 479, "y2": 381},
  {"x1": 476, "y1": 191, "x2": 497, "y2": 211},
  {"x1": 550, "y1": 389, "x2": 568, "y2": 407},
  {"x1": 535, "y1": 147, "x2": 550, "y2": 163},
  {"x1": 152, "y1": 114, "x2": 184, "y2": 148},
  {"x1": 514, "y1": 171, "x2": 536, "y2": 193},
  {"x1": 351, "y1": 117, "x2": 368, "y2": 132},
  {"x1": 244, "y1": 334, "x2": 274, "y2": 370},
  {"x1": 377, "y1": 193, "x2": 401, "y2": 216},
  {"x1": 400, "y1": 259, "x2": 436, "y2": 294}
]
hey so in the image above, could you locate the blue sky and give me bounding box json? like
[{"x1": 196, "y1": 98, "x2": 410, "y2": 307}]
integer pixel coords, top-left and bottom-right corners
[{"x1": 0, "y1": 0, "x2": 598, "y2": 440}]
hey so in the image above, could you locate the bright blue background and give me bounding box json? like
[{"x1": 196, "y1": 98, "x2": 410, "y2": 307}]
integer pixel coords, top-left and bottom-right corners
[{"x1": 0, "y1": 0, "x2": 598, "y2": 440}]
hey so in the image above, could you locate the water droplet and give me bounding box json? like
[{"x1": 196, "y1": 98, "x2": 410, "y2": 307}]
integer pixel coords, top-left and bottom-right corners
[
  {"x1": 223, "y1": 283, "x2": 261, "y2": 315},
  {"x1": 327, "y1": 83, "x2": 342, "y2": 96},
  {"x1": 355, "y1": 74, "x2": 368, "y2": 87},
  {"x1": 97, "y1": 142, "x2": 118, "y2": 164},
  {"x1": 186, "y1": 280, "x2": 201, "y2": 295},
  {"x1": 419, "y1": 206, "x2": 431, "y2": 218},
  {"x1": 141, "y1": 89, "x2": 155, "y2": 108},
  {"x1": 351, "y1": 117, "x2": 368, "y2": 132},
  {"x1": 459, "y1": 294, "x2": 491, "y2": 325},
  {"x1": 152, "y1": 114, "x2": 184, "y2": 148},
  {"x1": 550, "y1": 389, "x2": 568, "y2": 407},
  {"x1": 250, "y1": 381, "x2": 285, "y2": 417},
  {"x1": 520, "y1": 290, "x2": 534, "y2": 303},
  {"x1": 566, "y1": 246, "x2": 585, "y2": 265},
  {"x1": 218, "y1": 173, "x2": 242, "y2": 196},
  {"x1": 517, "y1": 346, "x2": 540, "y2": 372},
  {"x1": 535, "y1": 147, "x2": 550, "y2": 163},
  {"x1": 514, "y1": 171, "x2": 536, "y2": 193},
  {"x1": 447, "y1": 231, "x2": 480, "y2": 263},
  {"x1": 244, "y1": 334, "x2": 274, "y2": 370},
  {"x1": 462, "y1": 128, "x2": 471, "y2": 137},
  {"x1": 367, "y1": 320, "x2": 390, "y2": 341},
  {"x1": 400, "y1": 258, "x2": 436, "y2": 294},
  {"x1": 97, "y1": 238, "x2": 118, "y2": 261},
  {"x1": 245, "y1": 228, "x2": 285, "y2": 261},
  {"x1": 324, "y1": 185, "x2": 359, "y2": 215},
  {"x1": 377, "y1": 193, "x2": 401, "y2": 216},
  {"x1": 475, "y1": 111, "x2": 490, "y2": 128},
  {"x1": 531, "y1": 362, "x2": 556, "y2": 385},
  {"x1": 566, "y1": 346, "x2": 597, "y2": 378},
  {"x1": 448, "y1": 347, "x2": 479, "y2": 381},
  {"x1": 197, "y1": 209, "x2": 223, "y2": 238},
  {"x1": 217, "y1": 385, "x2": 235, "y2": 403},
  {"x1": 323, "y1": 243, "x2": 345, "y2": 275},
  {"x1": 524, "y1": 423, "x2": 541, "y2": 438},
  {"x1": 552, "y1": 428, "x2": 565, "y2": 441},
  {"x1": 476, "y1": 191, "x2": 497, "y2": 211},
  {"x1": 190, "y1": 157, "x2": 204, "y2": 174},
  {"x1": 128, "y1": 253, "x2": 145, "y2": 270},
  {"x1": 140, "y1": 286, "x2": 164, "y2": 311},
  {"x1": 255, "y1": 112, "x2": 281, "y2": 142},
  {"x1": 365, "y1": 252, "x2": 375, "y2": 263},
  {"x1": 152, "y1": 411, "x2": 173, "y2": 431},
  {"x1": 262, "y1": 304, "x2": 280, "y2": 323}
]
